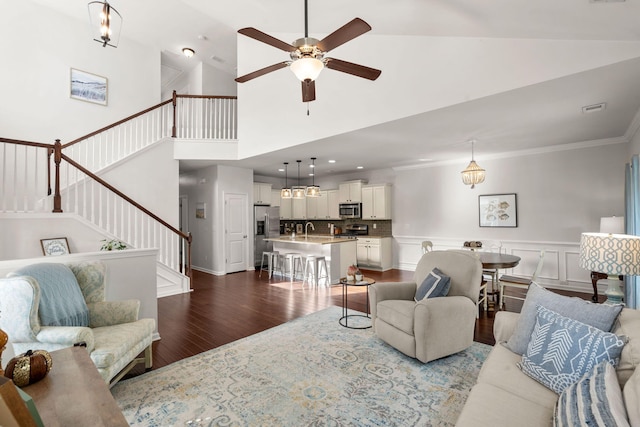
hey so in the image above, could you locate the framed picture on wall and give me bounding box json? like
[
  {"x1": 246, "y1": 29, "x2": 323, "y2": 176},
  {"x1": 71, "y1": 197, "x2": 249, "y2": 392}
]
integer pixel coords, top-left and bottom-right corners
[
  {"x1": 195, "y1": 202, "x2": 206, "y2": 219},
  {"x1": 40, "y1": 237, "x2": 70, "y2": 256},
  {"x1": 479, "y1": 193, "x2": 518, "y2": 227},
  {"x1": 70, "y1": 68, "x2": 108, "y2": 106}
]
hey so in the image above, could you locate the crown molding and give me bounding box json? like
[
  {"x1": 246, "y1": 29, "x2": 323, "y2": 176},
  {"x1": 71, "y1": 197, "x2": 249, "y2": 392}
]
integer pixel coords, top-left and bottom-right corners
[{"x1": 392, "y1": 136, "x2": 629, "y2": 171}]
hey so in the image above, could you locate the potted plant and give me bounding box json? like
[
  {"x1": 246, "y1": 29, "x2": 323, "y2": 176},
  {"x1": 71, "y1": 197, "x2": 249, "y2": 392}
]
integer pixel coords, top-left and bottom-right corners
[
  {"x1": 100, "y1": 239, "x2": 128, "y2": 251},
  {"x1": 355, "y1": 268, "x2": 363, "y2": 282}
]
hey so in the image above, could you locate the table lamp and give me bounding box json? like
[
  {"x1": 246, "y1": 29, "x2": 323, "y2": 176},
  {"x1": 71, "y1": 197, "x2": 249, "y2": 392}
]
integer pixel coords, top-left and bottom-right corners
[{"x1": 579, "y1": 232, "x2": 640, "y2": 304}]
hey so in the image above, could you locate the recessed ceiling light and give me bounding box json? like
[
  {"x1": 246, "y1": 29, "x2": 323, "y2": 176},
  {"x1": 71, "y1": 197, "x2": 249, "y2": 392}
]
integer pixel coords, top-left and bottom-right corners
[
  {"x1": 308, "y1": 173, "x2": 314, "y2": 176},
  {"x1": 418, "y1": 158, "x2": 433, "y2": 162},
  {"x1": 357, "y1": 166, "x2": 364, "y2": 169},
  {"x1": 328, "y1": 160, "x2": 336, "y2": 163},
  {"x1": 278, "y1": 168, "x2": 284, "y2": 172}
]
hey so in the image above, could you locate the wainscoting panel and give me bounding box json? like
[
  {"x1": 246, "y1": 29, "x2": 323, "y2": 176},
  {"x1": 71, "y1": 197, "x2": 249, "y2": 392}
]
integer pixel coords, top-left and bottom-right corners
[{"x1": 393, "y1": 236, "x2": 597, "y2": 295}]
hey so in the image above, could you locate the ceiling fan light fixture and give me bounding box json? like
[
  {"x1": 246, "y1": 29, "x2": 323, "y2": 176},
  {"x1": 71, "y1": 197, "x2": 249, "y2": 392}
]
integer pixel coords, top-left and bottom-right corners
[{"x1": 290, "y1": 57, "x2": 324, "y2": 81}]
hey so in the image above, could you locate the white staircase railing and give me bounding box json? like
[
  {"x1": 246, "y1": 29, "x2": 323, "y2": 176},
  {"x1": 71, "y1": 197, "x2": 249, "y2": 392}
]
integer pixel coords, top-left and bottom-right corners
[{"x1": 0, "y1": 92, "x2": 238, "y2": 283}]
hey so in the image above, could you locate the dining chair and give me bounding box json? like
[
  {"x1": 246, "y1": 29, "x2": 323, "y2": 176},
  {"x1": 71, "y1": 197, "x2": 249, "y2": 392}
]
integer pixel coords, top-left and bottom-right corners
[
  {"x1": 498, "y1": 250, "x2": 545, "y2": 310},
  {"x1": 421, "y1": 241, "x2": 433, "y2": 254},
  {"x1": 480, "y1": 240, "x2": 504, "y2": 296}
]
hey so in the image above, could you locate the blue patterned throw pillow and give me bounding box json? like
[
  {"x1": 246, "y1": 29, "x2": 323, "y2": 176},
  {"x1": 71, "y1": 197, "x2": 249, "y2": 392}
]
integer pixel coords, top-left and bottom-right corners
[
  {"x1": 415, "y1": 268, "x2": 451, "y2": 301},
  {"x1": 519, "y1": 306, "x2": 626, "y2": 394},
  {"x1": 554, "y1": 361, "x2": 630, "y2": 427}
]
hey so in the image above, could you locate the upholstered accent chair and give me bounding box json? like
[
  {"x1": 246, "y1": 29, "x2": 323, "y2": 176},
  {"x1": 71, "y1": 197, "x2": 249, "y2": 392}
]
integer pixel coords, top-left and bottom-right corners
[
  {"x1": 369, "y1": 250, "x2": 483, "y2": 363},
  {"x1": 0, "y1": 261, "x2": 154, "y2": 386}
]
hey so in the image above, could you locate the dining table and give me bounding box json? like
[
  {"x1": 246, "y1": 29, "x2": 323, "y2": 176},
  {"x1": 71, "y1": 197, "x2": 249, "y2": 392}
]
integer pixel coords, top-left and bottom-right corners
[{"x1": 477, "y1": 252, "x2": 521, "y2": 308}]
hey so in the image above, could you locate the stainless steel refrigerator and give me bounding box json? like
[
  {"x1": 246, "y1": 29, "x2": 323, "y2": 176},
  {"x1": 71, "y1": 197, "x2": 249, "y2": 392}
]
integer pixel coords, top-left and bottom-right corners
[{"x1": 254, "y1": 205, "x2": 280, "y2": 267}]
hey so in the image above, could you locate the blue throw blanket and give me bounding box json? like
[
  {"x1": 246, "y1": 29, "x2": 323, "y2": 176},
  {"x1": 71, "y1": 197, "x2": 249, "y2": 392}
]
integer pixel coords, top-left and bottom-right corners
[{"x1": 11, "y1": 263, "x2": 90, "y2": 327}]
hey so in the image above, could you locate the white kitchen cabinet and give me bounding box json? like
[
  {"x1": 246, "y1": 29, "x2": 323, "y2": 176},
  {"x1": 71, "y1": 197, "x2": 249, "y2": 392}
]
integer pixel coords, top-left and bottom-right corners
[
  {"x1": 327, "y1": 189, "x2": 340, "y2": 219},
  {"x1": 311, "y1": 190, "x2": 340, "y2": 219},
  {"x1": 306, "y1": 194, "x2": 319, "y2": 219},
  {"x1": 292, "y1": 197, "x2": 307, "y2": 219},
  {"x1": 356, "y1": 237, "x2": 392, "y2": 271},
  {"x1": 253, "y1": 183, "x2": 272, "y2": 205},
  {"x1": 271, "y1": 190, "x2": 281, "y2": 207},
  {"x1": 338, "y1": 180, "x2": 364, "y2": 203},
  {"x1": 280, "y1": 197, "x2": 292, "y2": 219},
  {"x1": 361, "y1": 184, "x2": 391, "y2": 219}
]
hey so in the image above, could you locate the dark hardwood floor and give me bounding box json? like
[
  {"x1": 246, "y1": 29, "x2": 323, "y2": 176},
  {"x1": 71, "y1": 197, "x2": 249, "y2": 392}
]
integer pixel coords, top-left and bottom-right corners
[{"x1": 135, "y1": 268, "x2": 600, "y2": 374}]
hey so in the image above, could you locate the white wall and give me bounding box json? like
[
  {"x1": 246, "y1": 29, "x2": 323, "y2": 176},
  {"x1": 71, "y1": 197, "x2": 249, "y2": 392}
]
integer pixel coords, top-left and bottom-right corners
[
  {"x1": 101, "y1": 139, "x2": 180, "y2": 227},
  {"x1": 179, "y1": 165, "x2": 253, "y2": 275},
  {"x1": 0, "y1": 1, "x2": 160, "y2": 144}
]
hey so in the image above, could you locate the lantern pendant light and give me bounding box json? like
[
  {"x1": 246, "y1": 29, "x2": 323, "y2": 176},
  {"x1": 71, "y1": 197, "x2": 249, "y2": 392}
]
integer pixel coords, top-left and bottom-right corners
[
  {"x1": 88, "y1": 1, "x2": 123, "y2": 48},
  {"x1": 461, "y1": 139, "x2": 485, "y2": 189},
  {"x1": 292, "y1": 160, "x2": 306, "y2": 199},
  {"x1": 306, "y1": 157, "x2": 320, "y2": 197},
  {"x1": 281, "y1": 162, "x2": 292, "y2": 199}
]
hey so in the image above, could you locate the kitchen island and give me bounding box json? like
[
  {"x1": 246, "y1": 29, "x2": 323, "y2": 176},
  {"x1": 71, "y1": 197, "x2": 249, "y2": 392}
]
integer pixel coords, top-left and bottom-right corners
[{"x1": 264, "y1": 236, "x2": 357, "y2": 285}]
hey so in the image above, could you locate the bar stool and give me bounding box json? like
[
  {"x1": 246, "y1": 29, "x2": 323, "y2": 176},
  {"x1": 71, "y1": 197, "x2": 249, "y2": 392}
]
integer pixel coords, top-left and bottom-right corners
[
  {"x1": 277, "y1": 253, "x2": 303, "y2": 282},
  {"x1": 302, "y1": 255, "x2": 329, "y2": 288},
  {"x1": 259, "y1": 251, "x2": 279, "y2": 278}
]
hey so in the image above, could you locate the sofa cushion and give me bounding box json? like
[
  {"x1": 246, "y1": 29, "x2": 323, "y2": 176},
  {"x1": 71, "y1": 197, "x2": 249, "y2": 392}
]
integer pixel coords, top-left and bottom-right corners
[
  {"x1": 414, "y1": 268, "x2": 451, "y2": 301},
  {"x1": 505, "y1": 282, "x2": 623, "y2": 355},
  {"x1": 455, "y1": 382, "x2": 554, "y2": 427},
  {"x1": 478, "y1": 342, "x2": 559, "y2": 409},
  {"x1": 10, "y1": 263, "x2": 90, "y2": 327},
  {"x1": 376, "y1": 300, "x2": 415, "y2": 335},
  {"x1": 519, "y1": 306, "x2": 626, "y2": 394},
  {"x1": 554, "y1": 361, "x2": 629, "y2": 427},
  {"x1": 613, "y1": 308, "x2": 640, "y2": 387},
  {"x1": 623, "y1": 368, "x2": 640, "y2": 427}
]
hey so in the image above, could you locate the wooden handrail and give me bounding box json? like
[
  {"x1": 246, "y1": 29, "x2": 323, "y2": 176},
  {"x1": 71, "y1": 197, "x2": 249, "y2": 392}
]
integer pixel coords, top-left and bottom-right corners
[
  {"x1": 63, "y1": 99, "x2": 173, "y2": 148},
  {"x1": 60, "y1": 152, "x2": 189, "y2": 241},
  {"x1": 0, "y1": 137, "x2": 53, "y2": 149},
  {"x1": 176, "y1": 94, "x2": 237, "y2": 100}
]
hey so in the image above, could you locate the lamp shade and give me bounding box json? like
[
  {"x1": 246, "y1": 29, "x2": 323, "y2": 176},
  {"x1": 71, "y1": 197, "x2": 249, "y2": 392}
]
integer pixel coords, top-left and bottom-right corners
[
  {"x1": 579, "y1": 232, "x2": 640, "y2": 276},
  {"x1": 290, "y1": 58, "x2": 324, "y2": 81},
  {"x1": 600, "y1": 216, "x2": 624, "y2": 234}
]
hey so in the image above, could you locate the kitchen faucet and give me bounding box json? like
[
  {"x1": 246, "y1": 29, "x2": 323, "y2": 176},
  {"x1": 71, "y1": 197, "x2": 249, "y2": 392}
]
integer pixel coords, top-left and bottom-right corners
[{"x1": 305, "y1": 222, "x2": 315, "y2": 238}]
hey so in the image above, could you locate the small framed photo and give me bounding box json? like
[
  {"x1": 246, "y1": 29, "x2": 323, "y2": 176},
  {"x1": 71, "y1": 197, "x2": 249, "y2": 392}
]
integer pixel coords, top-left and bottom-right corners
[
  {"x1": 479, "y1": 193, "x2": 518, "y2": 227},
  {"x1": 41, "y1": 237, "x2": 70, "y2": 256},
  {"x1": 70, "y1": 68, "x2": 108, "y2": 105},
  {"x1": 195, "y1": 202, "x2": 206, "y2": 219}
]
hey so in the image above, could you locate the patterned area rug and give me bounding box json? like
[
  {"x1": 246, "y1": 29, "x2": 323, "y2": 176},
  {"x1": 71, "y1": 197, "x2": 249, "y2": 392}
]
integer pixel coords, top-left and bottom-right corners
[{"x1": 112, "y1": 307, "x2": 491, "y2": 426}]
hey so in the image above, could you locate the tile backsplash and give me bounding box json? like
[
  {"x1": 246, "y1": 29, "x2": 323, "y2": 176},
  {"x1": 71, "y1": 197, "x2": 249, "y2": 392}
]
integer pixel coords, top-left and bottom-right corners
[{"x1": 280, "y1": 219, "x2": 392, "y2": 237}]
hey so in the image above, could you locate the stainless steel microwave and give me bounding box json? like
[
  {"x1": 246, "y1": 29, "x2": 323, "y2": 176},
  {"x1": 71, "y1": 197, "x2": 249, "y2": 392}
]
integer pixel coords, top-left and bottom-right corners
[{"x1": 339, "y1": 203, "x2": 362, "y2": 219}]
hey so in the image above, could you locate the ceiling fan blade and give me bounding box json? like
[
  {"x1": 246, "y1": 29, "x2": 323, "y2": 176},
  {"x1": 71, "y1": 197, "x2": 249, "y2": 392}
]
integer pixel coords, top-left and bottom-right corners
[
  {"x1": 302, "y1": 79, "x2": 316, "y2": 102},
  {"x1": 325, "y1": 58, "x2": 381, "y2": 81},
  {"x1": 235, "y1": 62, "x2": 289, "y2": 83},
  {"x1": 238, "y1": 27, "x2": 297, "y2": 52},
  {"x1": 317, "y1": 18, "x2": 372, "y2": 52}
]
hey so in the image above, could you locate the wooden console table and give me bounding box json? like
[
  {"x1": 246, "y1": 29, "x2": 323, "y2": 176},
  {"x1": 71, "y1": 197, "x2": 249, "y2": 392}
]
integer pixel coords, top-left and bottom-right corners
[{"x1": 22, "y1": 347, "x2": 128, "y2": 427}]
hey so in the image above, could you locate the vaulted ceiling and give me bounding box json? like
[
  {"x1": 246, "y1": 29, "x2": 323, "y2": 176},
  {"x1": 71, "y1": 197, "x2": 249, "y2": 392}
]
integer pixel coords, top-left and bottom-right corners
[{"x1": 33, "y1": 0, "x2": 640, "y2": 177}]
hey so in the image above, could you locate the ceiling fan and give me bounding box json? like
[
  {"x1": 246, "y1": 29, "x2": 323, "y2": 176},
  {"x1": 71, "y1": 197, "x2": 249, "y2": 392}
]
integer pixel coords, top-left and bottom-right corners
[{"x1": 234, "y1": 0, "x2": 382, "y2": 102}]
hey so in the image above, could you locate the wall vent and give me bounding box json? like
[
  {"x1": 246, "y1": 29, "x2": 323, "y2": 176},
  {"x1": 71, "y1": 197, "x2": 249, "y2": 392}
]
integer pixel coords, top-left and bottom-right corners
[{"x1": 582, "y1": 103, "x2": 607, "y2": 114}]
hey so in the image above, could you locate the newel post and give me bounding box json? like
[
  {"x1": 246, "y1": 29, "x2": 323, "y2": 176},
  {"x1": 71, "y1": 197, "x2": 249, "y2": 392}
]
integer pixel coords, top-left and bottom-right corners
[
  {"x1": 52, "y1": 139, "x2": 63, "y2": 213},
  {"x1": 171, "y1": 90, "x2": 177, "y2": 138}
]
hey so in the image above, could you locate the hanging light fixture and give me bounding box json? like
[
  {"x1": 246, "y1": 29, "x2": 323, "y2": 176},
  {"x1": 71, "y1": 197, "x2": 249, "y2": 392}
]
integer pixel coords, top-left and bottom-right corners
[
  {"x1": 461, "y1": 139, "x2": 485, "y2": 189},
  {"x1": 182, "y1": 47, "x2": 195, "y2": 58},
  {"x1": 88, "y1": 1, "x2": 123, "y2": 48},
  {"x1": 292, "y1": 160, "x2": 306, "y2": 199},
  {"x1": 281, "y1": 162, "x2": 292, "y2": 199},
  {"x1": 306, "y1": 157, "x2": 320, "y2": 197}
]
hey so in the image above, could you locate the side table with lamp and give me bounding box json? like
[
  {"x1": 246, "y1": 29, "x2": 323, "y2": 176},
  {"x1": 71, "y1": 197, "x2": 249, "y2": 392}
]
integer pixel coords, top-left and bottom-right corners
[{"x1": 579, "y1": 230, "x2": 640, "y2": 305}]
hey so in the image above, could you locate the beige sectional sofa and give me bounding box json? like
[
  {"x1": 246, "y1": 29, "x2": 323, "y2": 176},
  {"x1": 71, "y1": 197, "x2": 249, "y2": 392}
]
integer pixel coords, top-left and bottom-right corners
[{"x1": 456, "y1": 308, "x2": 640, "y2": 426}]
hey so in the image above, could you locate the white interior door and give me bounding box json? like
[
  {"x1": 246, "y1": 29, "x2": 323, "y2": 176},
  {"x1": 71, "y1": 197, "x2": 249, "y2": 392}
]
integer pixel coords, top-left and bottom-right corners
[{"x1": 225, "y1": 193, "x2": 247, "y2": 273}]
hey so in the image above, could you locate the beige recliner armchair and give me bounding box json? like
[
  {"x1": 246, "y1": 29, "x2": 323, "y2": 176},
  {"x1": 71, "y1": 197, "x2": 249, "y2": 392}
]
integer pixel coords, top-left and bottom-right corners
[{"x1": 369, "y1": 250, "x2": 482, "y2": 363}]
